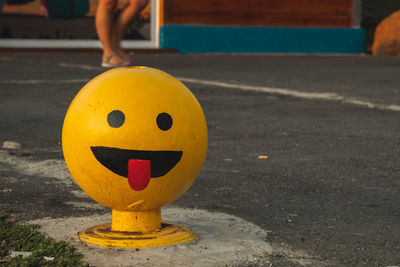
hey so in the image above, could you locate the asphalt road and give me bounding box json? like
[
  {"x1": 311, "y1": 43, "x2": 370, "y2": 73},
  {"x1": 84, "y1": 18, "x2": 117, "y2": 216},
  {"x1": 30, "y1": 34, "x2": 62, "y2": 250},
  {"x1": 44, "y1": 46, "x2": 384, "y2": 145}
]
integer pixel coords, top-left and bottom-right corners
[{"x1": 0, "y1": 53, "x2": 399, "y2": 266}]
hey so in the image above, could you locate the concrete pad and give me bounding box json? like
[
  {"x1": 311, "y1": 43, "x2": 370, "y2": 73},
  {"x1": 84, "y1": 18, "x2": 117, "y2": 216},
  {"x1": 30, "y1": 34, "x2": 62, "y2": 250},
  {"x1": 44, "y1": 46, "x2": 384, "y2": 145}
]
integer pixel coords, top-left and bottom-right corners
[
  {"x1": 31, "y1": 208, "x2": 272, "y2": 266},
  {"x1": 0, "y1": 148, "x2": 328, "y2": 266}
]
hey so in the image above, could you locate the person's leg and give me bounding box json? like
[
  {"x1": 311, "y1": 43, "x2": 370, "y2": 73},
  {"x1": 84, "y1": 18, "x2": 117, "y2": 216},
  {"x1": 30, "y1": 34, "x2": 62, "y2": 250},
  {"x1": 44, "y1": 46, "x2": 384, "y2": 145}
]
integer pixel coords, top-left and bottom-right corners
[
  {"x1": 96, "y1": 0, "x2": 129, "y2": 66},
  {"x1": 113, "y1": 0, "x2": 149, "y2": 57},
  {"x1": 96, "y1": 0, "x2": 117, "y2": 56}
]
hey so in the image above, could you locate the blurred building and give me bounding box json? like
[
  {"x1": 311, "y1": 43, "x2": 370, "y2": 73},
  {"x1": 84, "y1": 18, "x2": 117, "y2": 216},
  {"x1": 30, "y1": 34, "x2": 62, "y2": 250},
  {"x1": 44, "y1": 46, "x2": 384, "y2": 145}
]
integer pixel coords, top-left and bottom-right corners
[
  {"x1": 1, "y1": 0, "x2": 399, "y2": 53},
  {"x1": 160, "y1": 0, "x2": 364, "y2": 53}
]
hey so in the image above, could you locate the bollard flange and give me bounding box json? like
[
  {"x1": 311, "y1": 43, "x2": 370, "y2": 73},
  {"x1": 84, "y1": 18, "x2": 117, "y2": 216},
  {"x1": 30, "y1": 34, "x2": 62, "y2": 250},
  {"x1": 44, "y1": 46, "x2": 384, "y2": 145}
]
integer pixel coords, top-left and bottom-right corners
[{"x1": 79, "y1": 222, "x2": 197, "y2": 249}]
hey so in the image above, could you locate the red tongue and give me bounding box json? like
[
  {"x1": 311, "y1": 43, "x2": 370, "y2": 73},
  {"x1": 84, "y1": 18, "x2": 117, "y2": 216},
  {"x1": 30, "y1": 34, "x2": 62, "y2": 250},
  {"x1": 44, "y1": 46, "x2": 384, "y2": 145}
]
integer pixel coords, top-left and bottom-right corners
[{"x1": 128, "y1": 159, "x2": 151, "y2": 191}]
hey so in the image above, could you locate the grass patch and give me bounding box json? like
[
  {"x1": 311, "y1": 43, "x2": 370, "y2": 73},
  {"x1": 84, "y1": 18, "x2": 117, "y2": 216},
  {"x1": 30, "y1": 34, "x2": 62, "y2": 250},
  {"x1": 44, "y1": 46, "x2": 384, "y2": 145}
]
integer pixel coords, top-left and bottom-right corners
[{"x1": 0, "y1": 211, "x2": 86, "y2": 266}]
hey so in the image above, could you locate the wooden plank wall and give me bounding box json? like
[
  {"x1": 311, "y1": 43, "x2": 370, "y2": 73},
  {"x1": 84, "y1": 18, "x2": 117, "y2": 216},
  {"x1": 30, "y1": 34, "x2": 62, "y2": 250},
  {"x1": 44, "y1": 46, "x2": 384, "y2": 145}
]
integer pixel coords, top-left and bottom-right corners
[{"x1": 164, "y1": 0, "x2": 353, "y2": 28}]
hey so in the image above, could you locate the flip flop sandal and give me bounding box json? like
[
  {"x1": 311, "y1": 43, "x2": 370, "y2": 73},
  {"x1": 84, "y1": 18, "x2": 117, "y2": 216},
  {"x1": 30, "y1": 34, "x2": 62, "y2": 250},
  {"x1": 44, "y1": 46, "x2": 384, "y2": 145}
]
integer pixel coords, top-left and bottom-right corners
[
  {"x1": 116, "y1": 48, "x2": 133, "y2": 62},
  {"x1": 101, "y1": 53, "x2": 131, "y2": 68}
]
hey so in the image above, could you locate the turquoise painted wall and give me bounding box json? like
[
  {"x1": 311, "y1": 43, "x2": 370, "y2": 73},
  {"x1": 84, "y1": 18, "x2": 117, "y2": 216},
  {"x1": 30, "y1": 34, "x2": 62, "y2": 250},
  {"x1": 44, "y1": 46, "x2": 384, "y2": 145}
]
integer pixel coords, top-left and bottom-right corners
[{"x1": 160, "y1": 25, "x2": 366, "y2": 54}]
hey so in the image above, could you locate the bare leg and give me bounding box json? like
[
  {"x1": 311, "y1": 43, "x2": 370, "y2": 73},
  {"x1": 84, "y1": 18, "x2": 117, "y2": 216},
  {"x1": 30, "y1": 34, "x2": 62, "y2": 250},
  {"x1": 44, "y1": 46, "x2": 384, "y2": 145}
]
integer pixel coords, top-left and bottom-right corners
[
  {"x1": 96, "y1": 0, "x2": 128, "y2": 66},
  {"x1": 113, "y1": 0, "x2": 149, "y2": 57}
]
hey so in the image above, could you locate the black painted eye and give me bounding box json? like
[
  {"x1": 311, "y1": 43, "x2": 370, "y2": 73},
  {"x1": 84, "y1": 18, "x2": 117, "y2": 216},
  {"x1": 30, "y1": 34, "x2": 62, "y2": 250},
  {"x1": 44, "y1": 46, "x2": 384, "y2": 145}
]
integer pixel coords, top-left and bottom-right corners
[
  {"x1": 107, "y1": 110, "x2": 125, "y2": 128},
  {"x1": 157, "y1": 113, "x2": 173, "y2": 131}
]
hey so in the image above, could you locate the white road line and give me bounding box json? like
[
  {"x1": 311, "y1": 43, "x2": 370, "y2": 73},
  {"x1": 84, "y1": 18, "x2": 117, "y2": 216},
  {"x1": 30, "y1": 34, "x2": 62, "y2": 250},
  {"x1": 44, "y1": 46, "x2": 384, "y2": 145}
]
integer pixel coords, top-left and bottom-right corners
[
  {"x1": 178, "y1": 77, "x2": 400, "y2": 112},
  {"x1": 0, "y1": 79, "x2": 89, "y2": 84},
  {"x1": 58, "y1": 62, "x2": 103, "y2": 70},
  {"x1": 178, "y1": 77, "x2": 342, "y2": 100},
  {"x1": 13, "y1": 62, "x2": 400, "y2": 112}
]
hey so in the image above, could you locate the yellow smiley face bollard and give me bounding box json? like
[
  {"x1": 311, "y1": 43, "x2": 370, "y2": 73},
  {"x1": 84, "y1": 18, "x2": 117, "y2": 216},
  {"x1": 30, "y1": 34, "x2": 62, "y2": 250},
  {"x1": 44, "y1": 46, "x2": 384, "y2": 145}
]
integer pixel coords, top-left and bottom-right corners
[{"x1": 62, "y1": 67, "x2": 207, "y2": 249}]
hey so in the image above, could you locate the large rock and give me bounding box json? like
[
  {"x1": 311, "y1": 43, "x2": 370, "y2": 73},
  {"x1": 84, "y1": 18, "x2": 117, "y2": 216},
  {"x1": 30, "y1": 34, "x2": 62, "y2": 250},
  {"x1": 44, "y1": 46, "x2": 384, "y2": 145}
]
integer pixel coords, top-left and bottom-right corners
[{"x1": 372, "y1": 10, "x2": 400, "y2": 56}]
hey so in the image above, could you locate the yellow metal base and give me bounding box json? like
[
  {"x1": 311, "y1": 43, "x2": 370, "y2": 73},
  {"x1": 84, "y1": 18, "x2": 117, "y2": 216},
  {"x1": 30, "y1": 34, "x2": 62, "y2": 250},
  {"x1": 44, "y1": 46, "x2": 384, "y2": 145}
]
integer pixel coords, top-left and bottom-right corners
[{"x1": 79, "y1": 222, "x2": 197, "y2": 249}]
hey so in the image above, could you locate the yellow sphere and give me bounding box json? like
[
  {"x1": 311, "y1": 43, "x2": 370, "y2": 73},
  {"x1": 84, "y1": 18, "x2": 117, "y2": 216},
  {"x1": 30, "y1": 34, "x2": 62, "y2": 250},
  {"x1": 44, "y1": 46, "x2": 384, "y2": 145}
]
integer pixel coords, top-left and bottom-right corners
[{"x1": 62, "y1": 67, "x2": 207, "y2": 211}]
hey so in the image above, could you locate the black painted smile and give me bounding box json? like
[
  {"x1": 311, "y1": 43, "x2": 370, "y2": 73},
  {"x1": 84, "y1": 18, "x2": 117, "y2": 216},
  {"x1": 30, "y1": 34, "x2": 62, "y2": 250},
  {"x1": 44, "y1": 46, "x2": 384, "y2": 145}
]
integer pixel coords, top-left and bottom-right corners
[{"x1": 90, "y1": 146, "x2": 183, "y2": 178}]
